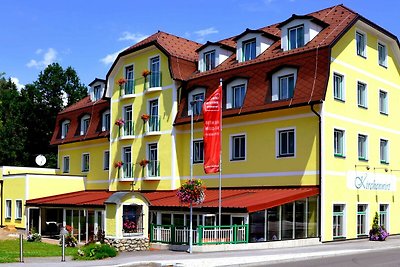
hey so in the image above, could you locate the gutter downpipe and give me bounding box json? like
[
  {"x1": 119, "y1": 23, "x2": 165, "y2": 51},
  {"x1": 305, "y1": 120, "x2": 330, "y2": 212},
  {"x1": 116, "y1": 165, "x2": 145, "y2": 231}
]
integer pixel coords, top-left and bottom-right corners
[
  {"x1": 0, "y1": 180, "x2": 3, "y2": 227},
  {"x1": 311, "y1": 103, "x2": 322, "y2": 242}
]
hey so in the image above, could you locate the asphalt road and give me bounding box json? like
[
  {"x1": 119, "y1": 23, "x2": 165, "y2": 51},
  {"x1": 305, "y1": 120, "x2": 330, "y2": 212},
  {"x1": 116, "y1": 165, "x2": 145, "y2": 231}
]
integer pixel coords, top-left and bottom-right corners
[{"x1": 267, "y1": 247, "x2": 400, "y2": 267}]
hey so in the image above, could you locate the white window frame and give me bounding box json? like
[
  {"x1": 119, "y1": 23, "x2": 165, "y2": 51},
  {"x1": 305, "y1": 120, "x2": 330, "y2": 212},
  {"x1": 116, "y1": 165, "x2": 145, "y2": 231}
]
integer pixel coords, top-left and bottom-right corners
[
  {"x1": 357, "y1": 203, "x2": 368, "y2": 236},
  {"x1": 380, "y1": 138, "x2": 389, "y2": 164},
  {"x1": 103, "y1": 150, "x2": 110, "y2": 170},
  {"x1": 81, "y1": 153, "x2": 90, "y2": 172},
  {"x1": 378, "y1": 41, "x2": 387, "y2": 67},
  {"x1": 230, "y1": 133, "x2": 246, "y2": 161},
  {"x1": 80, "y1": 114, "x2": 90, "y2": 136},
  {"x1": 242, "y1": 38, "x2": 256, "y2": 61},
  {"x1": 147, "y1": 142, "x2": 159, "y2": 177},
  {"x1": 276, "y1": 127, "x2": 296, "y2": 158},
  {"x1": 102, "y1": 109, "x2": 110, "y2": 132},
  {"x1": 356, "y1": 30, "x2": 367, "y2": 58},
  {"x1": 63, "y1": 155, "x2": 70, "y2": 173},
  {"x1": 15, "y1": 199, "x2": 22, "y2": 220},
  {"x1": 124, "y1": 64, "x2": 135, "y2": 95},
  {"x1": 123, "y1": 104, "x2": 133, "y2": 136},
  {"x1": 271, "y1": 68, "x2": 297, "y2": 101},
  {"x1": 357, "y1": 81, "x2": 367, "y2": 108},
  {"x1": 93, "y1": 85, "x2": 102, "y2": 101},
  {"x1": 358, "y1": 134, "x2": 368, "y2": 161},
  {"x1": 288, "y1": 24, "x2": 305, "y2": 50},
  {"x1": 226, "y1": 79, "x2": 248, "y2": 109},
  {"x1": 149, "y1": 55, "x2": 161, "y2": 88},
  {"x1": 333, "y1": 203, "x2": 346, "y2": 238},
  {"x1": 203, "y1": 50, "x2": 216, "y2": 71},
  {"x1": 193, "y1": 139, "x2": 204, "y2": 164},
  {"x1": 333, "y1": 72, "x2": 345, "y2": 101},
  {"x1": 379, "y1": 203, "x2": 389, "y2": 231},
  {"x1": 5, "y1": 199, "x2": 11, "y2": 219},
  {"x1": 334, "y1": 128, "x2": 345, "y2": 157},
  {"x1": 122, "y1": 146, "x2": 132, "y2": 178},
  {"x1": 379, "y1": 89, "x2": 388, "y2": 115},
  {"x1": 61, "y1": 120, "x2": 70, "y2": 139},
  {"x1": 188, "y1": 88, "x2": 205, "y2": 116}
]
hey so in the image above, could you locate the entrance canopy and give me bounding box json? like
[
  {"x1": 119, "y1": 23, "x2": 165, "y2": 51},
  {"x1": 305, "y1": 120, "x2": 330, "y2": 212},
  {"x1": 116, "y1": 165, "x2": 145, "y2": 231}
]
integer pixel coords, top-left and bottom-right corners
[{"x1": 25, "y1": 187, "x2": 319, "y2": 213}]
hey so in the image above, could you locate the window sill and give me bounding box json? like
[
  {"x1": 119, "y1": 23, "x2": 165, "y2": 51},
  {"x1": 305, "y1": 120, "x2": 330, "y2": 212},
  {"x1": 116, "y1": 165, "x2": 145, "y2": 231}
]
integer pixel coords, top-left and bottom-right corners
[
  {"x1": 334, "y1": 98, "x2": 345, "y2": 103},
  {"x1": 144, "y1": 86, "x2": 162, "y2": 94},
  {"x1": 230, "y1": 158, "x2": 246, "y2": 162},
  {"x1": 358, "y1": 105, "x2": 367, "y2": 109},
  {"x1": 379, "y1": 64, "x2": 387, "y2": 69},
  {"x1": 144, "y1": 131, "x2": 161, "y2": 136},
  {"x1": 380, "y1": 112, "x2": 388, "y2": 116},
  {"x1": 193, "y1": 161, "x2": 204, "y2": 165},
  {"x1": 120, "y1": 93, "x2": 137, "y2": 99},
  {"x1": 380, "y1": 161, "x2": 389, "y2": 165},
  {"x1": 357, "y1": 54, "x2": 367, "y2": 59},
  {"x1": 119, "y1": 135, "x2": 136, "y2": 140},
  {"x1": 118, "y1": 177, "x2": 134, "y2": 182},
  {"x1": 144, "y1": 176, "x2": 161, "y2": 180},
  {"x1": 358, "y1": 158, "x2": 368, "y2": 162},
  {"x1": 334, "y1": 154, "x2": 345, "y2": 158},
  {"x1": 277, "y1": 154, "x2": 295, "y2": 158},
  {"x1": 333, "y1": 236, "x2": 346, "y2": 240}
]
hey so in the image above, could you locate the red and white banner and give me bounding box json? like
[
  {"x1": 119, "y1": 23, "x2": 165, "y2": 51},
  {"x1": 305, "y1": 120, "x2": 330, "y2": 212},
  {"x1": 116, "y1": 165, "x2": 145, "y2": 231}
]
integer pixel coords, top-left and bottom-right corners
[{"x1": 203, "y1": 85, "x2": 222, "y2": 174}]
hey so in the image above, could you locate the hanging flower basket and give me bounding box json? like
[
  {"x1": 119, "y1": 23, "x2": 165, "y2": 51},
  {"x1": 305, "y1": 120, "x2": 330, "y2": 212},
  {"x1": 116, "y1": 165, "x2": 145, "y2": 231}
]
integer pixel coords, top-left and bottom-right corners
[
  {"x1": 117, "y1": 78, "x2": 127, "y2": 86},
  {"x1": 176, "y1": 179, "x2": 206, "y2": 204},
  {"x1": 114, "y1": 161, "x2": 123, "y2": 168},
  {"x1": 139, "y1": 159, "x2": 149, "y2": 167},
  {"x1": 141, "y1": 114, "x2": 150, "y2": 122},
  {"x1": 115, "y1": 118, "x2": 125, "y2": 126},
  {"x1": 142, "y1": 69, "x2": 151, "y2": 78}
]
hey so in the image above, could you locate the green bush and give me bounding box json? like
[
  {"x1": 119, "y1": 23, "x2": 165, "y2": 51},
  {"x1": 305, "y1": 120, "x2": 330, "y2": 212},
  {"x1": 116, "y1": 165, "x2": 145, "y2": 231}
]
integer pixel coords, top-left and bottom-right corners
[{"x1": 74, "y1": 243, "x2": 117, "y2": 260}]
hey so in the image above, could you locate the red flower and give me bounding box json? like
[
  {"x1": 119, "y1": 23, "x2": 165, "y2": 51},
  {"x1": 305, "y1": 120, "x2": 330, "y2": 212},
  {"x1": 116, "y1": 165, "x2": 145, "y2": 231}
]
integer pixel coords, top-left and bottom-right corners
[
  {"x1": 142, "y1": 69, "x2": 151, "y2": 77},
  {"x1": 114, "y1": 161, "x2": 123, "y2": 168},
  {"x1": 115, "y1": 118, "x2": 125, "y2": 126},
  {"x1": 139, "y1": 159, "x2": 149, "y2": 167},
  {"x1": 117, "y1": 78, "x2": 127, "y2": 85},
  {"x1": 141, "y1": 114, "x2": 150, "y2": 122}
]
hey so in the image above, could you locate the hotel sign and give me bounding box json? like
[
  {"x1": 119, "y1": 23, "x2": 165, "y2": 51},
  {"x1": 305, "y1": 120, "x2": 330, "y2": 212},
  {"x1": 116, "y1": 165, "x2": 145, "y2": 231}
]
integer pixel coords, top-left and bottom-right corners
[{"x1": 347, "y1": 171, "x2": 396, "y2": 191}]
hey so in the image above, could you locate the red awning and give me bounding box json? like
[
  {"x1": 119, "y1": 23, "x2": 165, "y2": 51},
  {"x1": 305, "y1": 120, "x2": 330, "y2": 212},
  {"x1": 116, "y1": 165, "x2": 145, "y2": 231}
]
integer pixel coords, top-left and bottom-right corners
[{"x1": 25, "y1": 187, "x2": 319, "y2": 213}]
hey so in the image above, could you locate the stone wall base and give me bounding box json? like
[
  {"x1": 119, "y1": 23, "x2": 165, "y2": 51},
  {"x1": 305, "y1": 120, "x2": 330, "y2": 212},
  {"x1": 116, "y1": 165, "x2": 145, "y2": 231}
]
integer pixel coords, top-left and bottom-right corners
[{"x1": 105, "y1": 237, "x2": 149, "y2": 252}]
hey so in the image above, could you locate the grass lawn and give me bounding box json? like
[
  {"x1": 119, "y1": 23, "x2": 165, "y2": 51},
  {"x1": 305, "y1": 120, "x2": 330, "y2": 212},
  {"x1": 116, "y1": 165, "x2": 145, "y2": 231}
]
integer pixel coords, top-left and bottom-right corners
[{"x1": 0, "y1": 239, "x2": 78, "y2": 263}]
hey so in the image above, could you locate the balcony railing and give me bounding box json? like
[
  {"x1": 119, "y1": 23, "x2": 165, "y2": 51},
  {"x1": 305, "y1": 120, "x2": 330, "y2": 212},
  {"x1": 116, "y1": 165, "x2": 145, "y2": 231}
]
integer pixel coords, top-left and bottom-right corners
[
  {"x1": 124, "y1": 79, "x2": 135, "y2": 95},
  {"x1": 150, "y1": 224, "x2": 249, "y2": 245},
  {"x1": 149, "y1": 72, "x2": 162, "y2": 88},
  {"x1": 122, "y1": 163, "x2": 133, "y2": 179},
  {"x1": 147, "y1": 160, "x2": 160, "y2": 177},
  {"x1": 147, "y1": 115, "x2": 160, "y2": 133},
  {"x1": 123, "y1": 121, "x2": 134, "y2": 136}
]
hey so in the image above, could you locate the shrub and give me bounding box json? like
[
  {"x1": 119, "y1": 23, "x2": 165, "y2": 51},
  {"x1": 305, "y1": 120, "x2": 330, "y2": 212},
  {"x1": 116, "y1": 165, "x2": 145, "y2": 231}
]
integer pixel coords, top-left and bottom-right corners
[
  {"x1": 369, "y1": 212, "x2": 389, "y2": 241},
  {"x1": 74, "y1": 243, "x2": 118, "y2": 260},
  {"x1": 27, "y1": 232, "x2": 42, "y2": 242}
]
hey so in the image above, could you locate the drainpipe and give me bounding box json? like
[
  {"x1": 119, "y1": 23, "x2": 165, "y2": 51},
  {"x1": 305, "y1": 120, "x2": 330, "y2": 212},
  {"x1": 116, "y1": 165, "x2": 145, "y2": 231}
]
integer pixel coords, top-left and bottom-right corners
[
  {"x1": 311, "y1": 104, "x2": 322, "y2": 242},
  {"x1": 0, "y1": 180, "x2": 3, "y2": 227}
]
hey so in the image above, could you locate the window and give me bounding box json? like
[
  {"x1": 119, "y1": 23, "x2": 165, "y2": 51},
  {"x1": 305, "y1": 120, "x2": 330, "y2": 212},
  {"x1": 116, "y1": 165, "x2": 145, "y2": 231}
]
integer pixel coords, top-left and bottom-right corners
[
  {"x1": 61, "y1": 120, "x2": 70, "y2": 139},
  {"x1": 193, "y1": 140, "x2": 204, "y2": 164},
  {"x1": 231, "y1": 134, "x2": 246, "y2": 161},
  {"x1": 378, "y1": 42, "x2": 387, "y2": 67},
  {"x1": 102, "y1": 110, "x2": 110, "y2": 131},
  {"x1": 380, "y1": 139, "x2": 388, "y2": 164},
  {"x1": 232, "y1": 84, "x2": 246, "y2": 108},
  {"x1": 191, "y1": 93, "x2": 204, "y2": 116},
  {"x1": 63, "y1": 156, "x2": 70, "y2": 173},
  {"x1": 333, "y1": 204, "x2": 345, "y2": 238},
  {"x1": 93, "y1": 85, "x2": 102, "y2": 101},
  {"x1": 243, "y1": 39, "x2": 256, "y2": 61},
  {"x1": 356, "y1": 31, "x2": 366, "y2": 57},
  {"x1": 80, "y1": 115, "x2": 90, "y2": 136},
  {"x1": 15, "y1": 200, "x2": 22, "y2": 220},
  {"x1": 379, "y1": 204, "x2": 388, "y2": 230},
  {"x1": 149, "y1": 56, "x2": 161, "y2": 88},
  {"x1": 358, "y1": 134, "x2": 367, "y2": 160},
  {"x1": 357, "y1": 204, "x2": 368, "y2": 236},
  {"x1": 148, "y1": 143, "x2": 159, "y2": 177},
  {"x1": 82, "y1": 153, "x2": 89, "y2": 172},
  {"x1": 122, "y1": 205, "x2": 143, "y2": 235},
  {"x1": 204, "y1": 50, "x2": 216, "y2": 71},
  {"x1": 278, "y1": 129, "x2": 295, "y2": 157},
  {"x1": 379, "y1": 90, "x2": 388, "y2": 114},
  {"x1": 103, "y1": 151, "x2": 109, "y2": 170},
  {"x1": 357, "y1": 82, "x2": 367, "y2": 108},
  {"x1": 148, "y1": 99, "x2": 160, "y2": 132},
  {"x1": 123, "y1": 105, "x2": 133, "y2": 136},
  {"x1": 123, "y1": 147, "x2": 132, "y2": 178},
  {"x1": 124, "y1": 65, "x2": 134, "y2": 94},
  {"x1": 279, "y1": 74, "x2": 295, "y2": 100},
  {"x1": 5, "y1": 200, "x2": 11, "y2": 219},
  {"x1": 288, "y1": 25, "x2": 304, "y2": 50},
  {"x1": 334, "y1": 129, "x2": 345, "y2": 157},
  {"x1": 333, "y1": 73, "x2": 344, "y2": 101}
]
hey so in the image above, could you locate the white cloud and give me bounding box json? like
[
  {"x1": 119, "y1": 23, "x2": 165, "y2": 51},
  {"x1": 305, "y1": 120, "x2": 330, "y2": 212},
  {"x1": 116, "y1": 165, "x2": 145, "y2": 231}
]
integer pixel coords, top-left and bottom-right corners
[
  {"x1": 118, "y1": 31, "x2": 149, "y2": 43},
  {"x1": 100, "y1": 47, "x2": 129, "y2": 65},
  {"x1": 10, "y1": 77, "x2": 24, "y2": 91},
  {"x1": 26, "y1": 48, "x2": 58, "y2": 69},
  {"x1": 194, "y1": 27, "x2": 219, "y2": 37}
]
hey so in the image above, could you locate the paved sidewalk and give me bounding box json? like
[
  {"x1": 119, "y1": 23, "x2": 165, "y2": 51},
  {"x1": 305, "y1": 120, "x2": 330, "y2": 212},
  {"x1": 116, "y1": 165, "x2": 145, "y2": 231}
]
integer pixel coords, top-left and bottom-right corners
[{"x1": 4, "y1": 236, "x2": 400, "y2": 267}]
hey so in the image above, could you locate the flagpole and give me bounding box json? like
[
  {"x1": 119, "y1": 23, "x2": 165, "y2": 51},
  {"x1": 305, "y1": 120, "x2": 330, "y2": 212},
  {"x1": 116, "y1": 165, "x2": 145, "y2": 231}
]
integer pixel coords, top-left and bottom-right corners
[
  {"x1": 189, "y1": 100, "x2": 194, "y2": 254},
  {"x1": 218, "y1": 79, "x2": 223, "y2": 226}
]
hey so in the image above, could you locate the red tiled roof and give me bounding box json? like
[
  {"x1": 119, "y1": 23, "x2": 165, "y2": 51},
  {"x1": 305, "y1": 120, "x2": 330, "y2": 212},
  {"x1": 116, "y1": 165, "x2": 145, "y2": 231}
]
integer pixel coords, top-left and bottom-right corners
[
  {"x1": 50, "y1": 96, "x2": 110, "y2": 146},
  {"x1": 25, "y1": 187, "x2": 319, "y2": 213}
]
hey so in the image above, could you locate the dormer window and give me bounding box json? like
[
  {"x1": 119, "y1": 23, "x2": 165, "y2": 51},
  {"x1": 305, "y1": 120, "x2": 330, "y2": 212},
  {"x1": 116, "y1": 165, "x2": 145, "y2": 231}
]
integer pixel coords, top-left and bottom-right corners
[
  {"x1": 93, "y1": 85, "x2": 102, "y2": 101},
  {"x1": 243, "y1": 39, "x2": 256, "y2": 61},
  {"x1": 88, "y1": 78, "x2": 105, "y2": 102},
  {"x1": 61, "y1": 120, "x2": 70, "y2": 139},
  {"x1": 102, "y1": 109, "x2": 110, "y2": 131},
  {"x1": 80, "y1": 114, "x2": 90, "y2": 135},
  {"x1": 288, "y1": 25, "x2": 304, "y2": 50},
  {"x1": 271, "y1": 67, "x2": 297, "y2": 101},
  {"x1": 188, "y1": 88, "x2": 205, "y2": 116},
  {"x1": 204, "y1": 50, "x2": 216, "y2": 71},
  {"x1": 226, "y1": 78, "x2": 248, "y2": 109}
]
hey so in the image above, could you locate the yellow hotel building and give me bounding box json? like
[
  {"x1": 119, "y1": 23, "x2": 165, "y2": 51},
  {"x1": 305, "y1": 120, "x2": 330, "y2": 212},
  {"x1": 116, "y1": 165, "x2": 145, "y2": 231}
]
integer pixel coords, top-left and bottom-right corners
[{"x1": 1, "y1": 5, "x2": 400, "y2": 249}]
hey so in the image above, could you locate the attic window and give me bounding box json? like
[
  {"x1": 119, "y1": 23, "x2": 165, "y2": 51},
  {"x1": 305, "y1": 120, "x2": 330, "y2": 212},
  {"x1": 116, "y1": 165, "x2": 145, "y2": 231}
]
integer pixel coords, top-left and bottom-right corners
[
  {"x1": 243, "y1": 39, "x2": 256, "y2": 61},
  {"x1": 61, "y1": 120, "x2": 70, "y2": 139},
  {"x1": 188, "y1": 88, "x2": 205, "y2": 116},
  {"x1": 204, "y1": 50, "x2": 216, "y2": 71},
  {"x1": 226, "y1": 78, "x2": 248, "y2": 109},
  {"x1": 271, "y1": 67, "x2": 297, "y2": 101},
  {"x1": 288, "y1": 25, "x2": 304, "y2": 50},
  {"x1": 102, "y1": 109, "x2": 110, "y2": 132},
  {"x1": 93, "y1": 85, "x2": 102, "y2": 101},
  {"x1": 80, "y1": 114, "x2": 90, "y2": 136}
]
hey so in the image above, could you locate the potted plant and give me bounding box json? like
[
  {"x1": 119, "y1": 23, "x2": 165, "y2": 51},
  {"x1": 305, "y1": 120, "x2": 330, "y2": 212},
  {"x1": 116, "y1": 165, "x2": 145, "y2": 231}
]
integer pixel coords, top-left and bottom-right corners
[
  {"x1": 369, "y1": 212, "x2": 389, "y2": 241},
  {"x1": 142, "y1": 69, "x2": 151, "y2": 78},
  {"x1": 139, "y1": 159, "x2": 149, "y2": 167},
  {"x1": 141, "y1": 114, "x2": 150, "y2": 122},
  {"x1": 117, "y1": 78, "x2": 127, "y2": 96},
  {"x1": 176, "y1": 178, "x2": 206, "y2": 204},
  {"x1": 123, "y1": 220, "x2": 136, "y2": 233},
  {"x1": 115, "y1": 118, "x2": 125, "y2": 127},
  {"x1": 114, "y1": 161, "x2": 123, "y2": 169}
]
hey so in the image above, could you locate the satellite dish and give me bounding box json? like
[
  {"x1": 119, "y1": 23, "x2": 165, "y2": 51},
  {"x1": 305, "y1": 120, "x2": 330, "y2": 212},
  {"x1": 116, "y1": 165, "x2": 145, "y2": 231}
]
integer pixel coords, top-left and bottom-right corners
[{"x1": 35, "y1": 154, "x2": 46, "y2": 166}]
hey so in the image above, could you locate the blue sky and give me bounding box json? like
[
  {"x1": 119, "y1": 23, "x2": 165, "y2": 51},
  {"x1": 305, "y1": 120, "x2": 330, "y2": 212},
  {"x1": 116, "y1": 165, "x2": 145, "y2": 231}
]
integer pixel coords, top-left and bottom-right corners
[{"x1": 1, "y1": 0, "x2": 399, "y2": 90}]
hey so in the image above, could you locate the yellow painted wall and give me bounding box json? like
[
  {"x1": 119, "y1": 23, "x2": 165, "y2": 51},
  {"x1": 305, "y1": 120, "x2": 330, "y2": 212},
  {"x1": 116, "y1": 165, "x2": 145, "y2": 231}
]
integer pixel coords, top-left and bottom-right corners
[
  {"x1": 322, "y1": 23, "x2": 400, "y2": 241},
  {"x1": 106, "y1": 204, "x2": 116, "y2": 236}
]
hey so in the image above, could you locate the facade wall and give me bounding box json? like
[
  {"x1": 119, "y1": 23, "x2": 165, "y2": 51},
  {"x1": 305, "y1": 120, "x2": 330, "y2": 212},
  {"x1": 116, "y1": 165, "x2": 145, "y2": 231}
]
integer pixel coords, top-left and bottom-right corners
[{"x1": 322, "y1": 24, "x2": 400, "y2": 241}]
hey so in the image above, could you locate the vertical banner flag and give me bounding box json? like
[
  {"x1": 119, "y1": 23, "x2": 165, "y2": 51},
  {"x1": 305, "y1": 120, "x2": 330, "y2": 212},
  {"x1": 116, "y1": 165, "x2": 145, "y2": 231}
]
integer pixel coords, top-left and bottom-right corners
[{"x1": 203, "y1": 85, "x2": 222, "y2": 174}]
